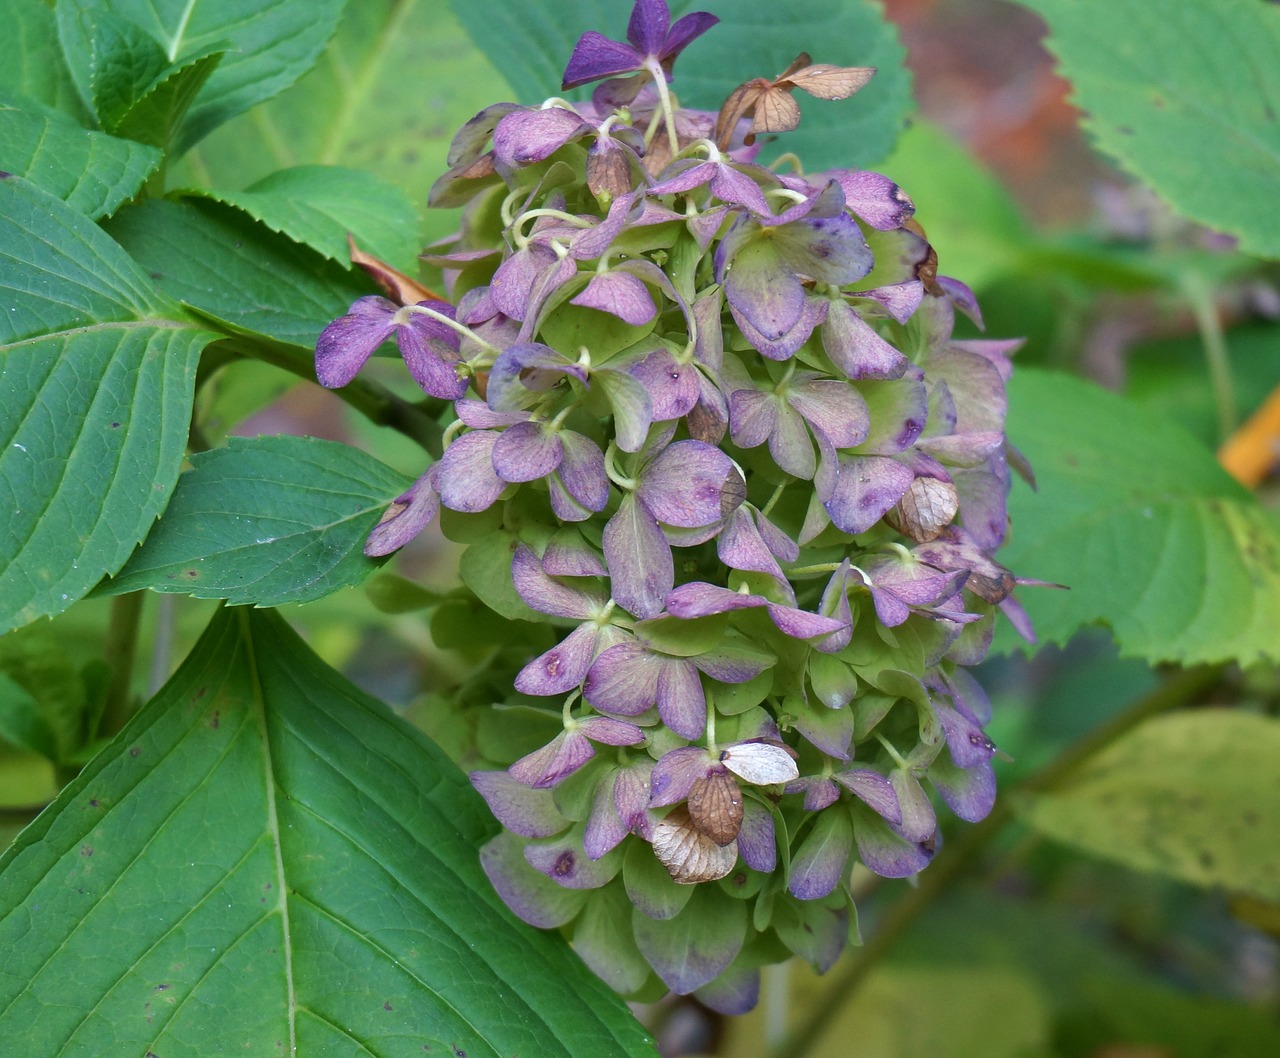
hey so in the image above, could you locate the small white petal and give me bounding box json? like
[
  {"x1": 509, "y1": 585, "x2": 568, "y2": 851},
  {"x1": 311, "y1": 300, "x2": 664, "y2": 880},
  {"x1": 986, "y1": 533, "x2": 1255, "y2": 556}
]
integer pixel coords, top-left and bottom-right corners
[{"x1": 720, "y1": 742, "x2": 799, "y2": 785}]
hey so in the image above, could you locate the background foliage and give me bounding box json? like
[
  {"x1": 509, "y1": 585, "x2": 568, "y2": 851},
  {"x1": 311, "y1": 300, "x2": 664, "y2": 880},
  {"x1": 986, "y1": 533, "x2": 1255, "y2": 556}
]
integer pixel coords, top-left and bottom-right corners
[{"x1": 2, "y1": 0, "x2": 1278, "y2": 1055}]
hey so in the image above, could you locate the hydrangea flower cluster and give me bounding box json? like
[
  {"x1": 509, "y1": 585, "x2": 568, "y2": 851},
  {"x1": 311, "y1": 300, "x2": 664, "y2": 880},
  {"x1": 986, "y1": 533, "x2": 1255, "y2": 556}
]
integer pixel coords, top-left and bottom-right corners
[{"x1": 316, "y1": 0, "x2": 1032, "y2": 1012}]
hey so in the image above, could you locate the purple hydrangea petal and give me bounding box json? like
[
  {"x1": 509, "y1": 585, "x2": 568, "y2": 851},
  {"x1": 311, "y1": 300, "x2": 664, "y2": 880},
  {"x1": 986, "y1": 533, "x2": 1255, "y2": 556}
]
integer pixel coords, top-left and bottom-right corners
[
  {"x1": 584, "y1": 639, "x2": 660, "y2": 717},
  {"x1": 937, "y1": 275, "x2": 984, "y2": 328},
  {"x1": 509, "y1": 730, "x2": 597, "y2": 789},
  {"x1": 511, "y1": 544, "x2": 608, "y2": 618},
  {"x1": 615, "y1": 761, "x2": 654, "y2": 836},
  {"x1": 454, "y1": 399, "x2": 530, "y2": 429},
  {"x1": 736, "y1": 798, "x2": 776, "y2": 871},
  {"x1": 890, "y1": 768, "x2": 938, "y2": 842},
  {"x1": 788, "y1": 809, "x2": 854, "y2": 900},
  {"x1": 514, "y1": 623, "x2": 601, "y2": 696},
  {"x1": 656, "y1": 8, "x2": 719, "y2": 62},
  {"x1": 632, "y1": 886, "x2": 746, "y2": 995},
  {"x1": 655, "y1": 655, "x2": 706, "y2": 739},
  {"x1": 397, "y1": 303, "x2": 467, "y2": 399},
  {"x1": 584, "y1": 770, "x2": 630, "y2": 859},
  {"x1": 471, "y1": 770, "x2": 572, "y2": 838},
  {"x1": 789, "y1": 776, "x2": 841, "y2": 811},
  {"x1": 852, "y1": 803, "x2": 935, "y2": 878},
  {"x1": 695, "y1": 965, "x2": 760, "y2": 1016},
  {"x1": 579, "y1": 715, "x2": 647, "y2": 747},
  {"x1": 315, "y1": 296, "x2": 396, "y2": 388},
  {"x1": 767, "y1": 400, "x2": 817, "y2": 480},
  {"x1": 826, "y1": 169, "x2": 915, "y2": 230},
  {"x1": 628, "y1": 346, "x2": 701, "y2": 421},
  {"x1": 649, "y1": 746, "x2": 713, "y2": 806},
  {"x1": 563, "y1": 31, "x2": 645, "y2": 89},
  {"x1": 665, "y1": 582, "x2": 767, "y2": 619},
  {"x1": 729, "y1": 387, "x2": 778, "y2": 450},
  {"x1": 834, "y1": 769, "x2": 901, "y2": 825},
  {"x1": 824, "y1": 454, "x2": 915, "y2": 534},
  {"x1": 603, "y1": 493, "x2": 674, "y2": 619},
  {"x1": 821, "y1": 298, "x2": 909, "y2": 381},
  {"x1": 364, "y1": 465, "x2": 439, "y2": 557},
  {"x1": 541, "y1": 530, "x2": 608, "y2": 578},
  {"x1": 930, "y1": 755, "x2": 996, "y2": 823},
  {"x1": 815, "y1": 560, "x2": 854, "y2": 654},
  {"x1": 853, "y1": 280, "x2": 925, "y2": 325},
  {"x1": 555, "y1": 431, "x2": 610, "y2": 515},
  {"x1": 726, "y1": 290, "x2": 824, "y2": 360},
  {"x1": 638, "y1": 439, "x2": 746, "y2": 528},
  {"x1": 717, "y1": 507, "x2": 789, "y2": 589},
  {"x1": 793, "y1": 704, "x2": 854, "y2": 760},
  {"x1": 789, "y1": 378, "x2": 870, "y2": 449},
  {"x1": 722, "y1": 236, "x2": 807, "y2": 341},
  {"x1": 524, "y1": 830, "x2": 620, "y2": 889},
  {"x1": 493, "y1": 106, "x2": 591, "y2": 167},
  {"x1": 438, "y1": 431, "x2": 506, "y2": 513},
  {"x1": 491, "y1": 420, "x2": 564, "y2": 483},
  {"x1": 571, "y1": 269, "x2": 657, "y2": 325},
  {"x1": 773, "y1": 211, "x2": 873, "y2": 287},
  {"x1": 935, "y1": 704, "x2": 997, "y2": 769},
  {"x1": 763, "y1": 601, "x2": 850, "y2": 640},
  {"x1": 758, "y1": 510, "x2": 799, "y2": 563},
  {"x1": 480, "y1": 832, "x2": 585, "y2": 928}
]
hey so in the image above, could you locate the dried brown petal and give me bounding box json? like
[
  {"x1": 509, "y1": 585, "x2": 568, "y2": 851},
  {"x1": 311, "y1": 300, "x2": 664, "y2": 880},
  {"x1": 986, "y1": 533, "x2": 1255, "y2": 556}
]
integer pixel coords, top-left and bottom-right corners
[
  {"x1": 688, "y1": 771, "x2": 744, "y2": 846},
  {"x1": 347, "y1": 236, "x2": 443, "y2": 306},
  {"x1": 651, "y1": 805, "x2": 738, "y2": 884},
  {"x1": 887, "y1": 477, "x2": 960, "y2": 542},
  {"x1": 779, "y1": 63, "x2": 876, "y2": 101}
]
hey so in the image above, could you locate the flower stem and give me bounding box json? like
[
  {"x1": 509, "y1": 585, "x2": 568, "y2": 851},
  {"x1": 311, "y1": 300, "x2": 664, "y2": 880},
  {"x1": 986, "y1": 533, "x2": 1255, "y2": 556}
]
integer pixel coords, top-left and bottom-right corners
[
  {"x1": 99, "y1": 592, "x2": 145, "y2": 740},
  {"x1": 1183, "y1": 272, "x2": 1236, "y2": 443},
  {"x1": 766, "y1": 662, "x2": 1227, "y2": 1058}
]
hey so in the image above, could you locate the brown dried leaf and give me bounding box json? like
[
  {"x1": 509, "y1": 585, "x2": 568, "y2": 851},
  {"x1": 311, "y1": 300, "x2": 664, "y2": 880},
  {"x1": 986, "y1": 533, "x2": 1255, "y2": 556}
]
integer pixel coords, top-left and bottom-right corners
[
  {"x1": 688, "y1": 772, "x2": 743, "y2": 846},
  {"x1": 651, "y1": 805, "x2": 738, "y2": 884},
  {"x1": 347, "y1": 236, "x2": 443, "y2": 305},
  {"x1": 887, "y1": 477, "x2": 960, "y2": 542},
  {"x1": 780, "y1": 63, "x2": 876, "y2": 101}
]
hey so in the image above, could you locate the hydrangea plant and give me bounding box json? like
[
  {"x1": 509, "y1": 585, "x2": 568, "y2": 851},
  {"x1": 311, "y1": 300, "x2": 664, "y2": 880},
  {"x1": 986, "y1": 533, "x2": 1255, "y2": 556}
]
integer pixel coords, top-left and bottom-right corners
[{"x1": 317, "y1": 0, "x2": 1032, "y2": 1011}]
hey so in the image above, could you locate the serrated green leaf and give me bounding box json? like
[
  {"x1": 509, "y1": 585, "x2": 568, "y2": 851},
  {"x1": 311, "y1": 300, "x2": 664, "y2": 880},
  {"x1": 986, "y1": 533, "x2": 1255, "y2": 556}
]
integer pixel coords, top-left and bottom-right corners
[
  {"x1": 1018, "y1": 0, "x2": 1280, "y2": 259},
  {"x1": 104, "y1": 197, "x2": 369, "y2": 347},
  {"x1": 999, "y1": 369, "x2": 1280, "y2": 665},
  {"x1": 57, "y1": 0, "x2": 347, "y2": 155},
  {"x1": 0, "y1": 0, "x2": 87, "y2": 120},
  {"x1": 111, "y1": 46, "x2": 225, "y2": 150},
  {"x1": 99, "y1": 436, "x2": 412, "y2": 606},
  {"x1": 179, "y1": 165, "x2": 421, "y2": 269},
  {"x1": 174, "y1": 0, "x2": 511, "y2": 245},
  {"x1": 0, "y1": 176, "x2": 216, "y2": 634},
  {"x1": 73, "y1": 9, "x2": 172, "y2": 130},
  {"x1": 1017, "y1": 711, "x2": 1280, "y2": 902},
  {"x1": 0, "y1": 607, "x2": 657, "y2": 1056},
  {"x1": 0, "y1": 95, "x2": 161, "y2": 218},
  {"x1": 451, "y1": 0, "x2": 912, "y2": 170}
]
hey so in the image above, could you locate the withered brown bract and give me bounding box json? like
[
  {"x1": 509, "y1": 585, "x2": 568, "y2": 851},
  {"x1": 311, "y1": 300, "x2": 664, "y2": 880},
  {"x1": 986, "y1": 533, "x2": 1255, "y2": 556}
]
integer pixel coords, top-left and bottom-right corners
[
  {"x1": 652, "y1": 805, "x2": 739, "y2": 884},
  {"x1": 688, "y1": 771, "x2": 744, "y2": 846}
]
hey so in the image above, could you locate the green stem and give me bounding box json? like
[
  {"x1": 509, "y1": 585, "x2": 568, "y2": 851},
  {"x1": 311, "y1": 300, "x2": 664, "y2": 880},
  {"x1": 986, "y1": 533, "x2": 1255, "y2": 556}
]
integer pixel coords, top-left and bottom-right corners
[
  {"x1": 767, "y1": 662, "x2": 1227, "y2": 1058},
  {"x1": 1183, "y1": 272, "x2": 1236, "y2": 443},
  {"x1": 99, "y1": 592, "x2": 146, "y2": 740}
]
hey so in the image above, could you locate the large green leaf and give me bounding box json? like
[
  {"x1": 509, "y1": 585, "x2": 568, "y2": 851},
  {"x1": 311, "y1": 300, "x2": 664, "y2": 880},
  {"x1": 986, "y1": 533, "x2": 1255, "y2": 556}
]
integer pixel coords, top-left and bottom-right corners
[
  {"x1": 1018, "y1": 0, "x2": 1280, "y2": 259},
  {"x1": 999, "y1": 369, "x2": 1280, "y2": 665},
  {"x1": 0, "y1": 95, "x2": 161, "y2": 218},
  {"x1": 101, "y1": 436, "x2": 412, "y2": 606},
  {"x1": 0, "y1": 176, "x2": 216, "y2": 635},
  {"x1": 0, "y1": 607, "x2": 657, "y2": 1057},
  {"x1": 0, "y1": 0, "x2": 87, "y2": 120},
  {"x1": 56, "y1": 0, "x2": 347, "y2": 154},
  {"x1": 449, "y1": 0, "x2": 912, "y2": 170},
  {"x1": 104, "y1": 197, "x2": 369, "y2": 348},
  {"x1": 174, "y1": 0, "x2": 511, "y2": 245},
  {"x1": 179, "y1": 165, "x2": 421, "y2": 269},
  {"x1": 1016, "y1": 711, "x2": 1280, "y2": 902}
]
